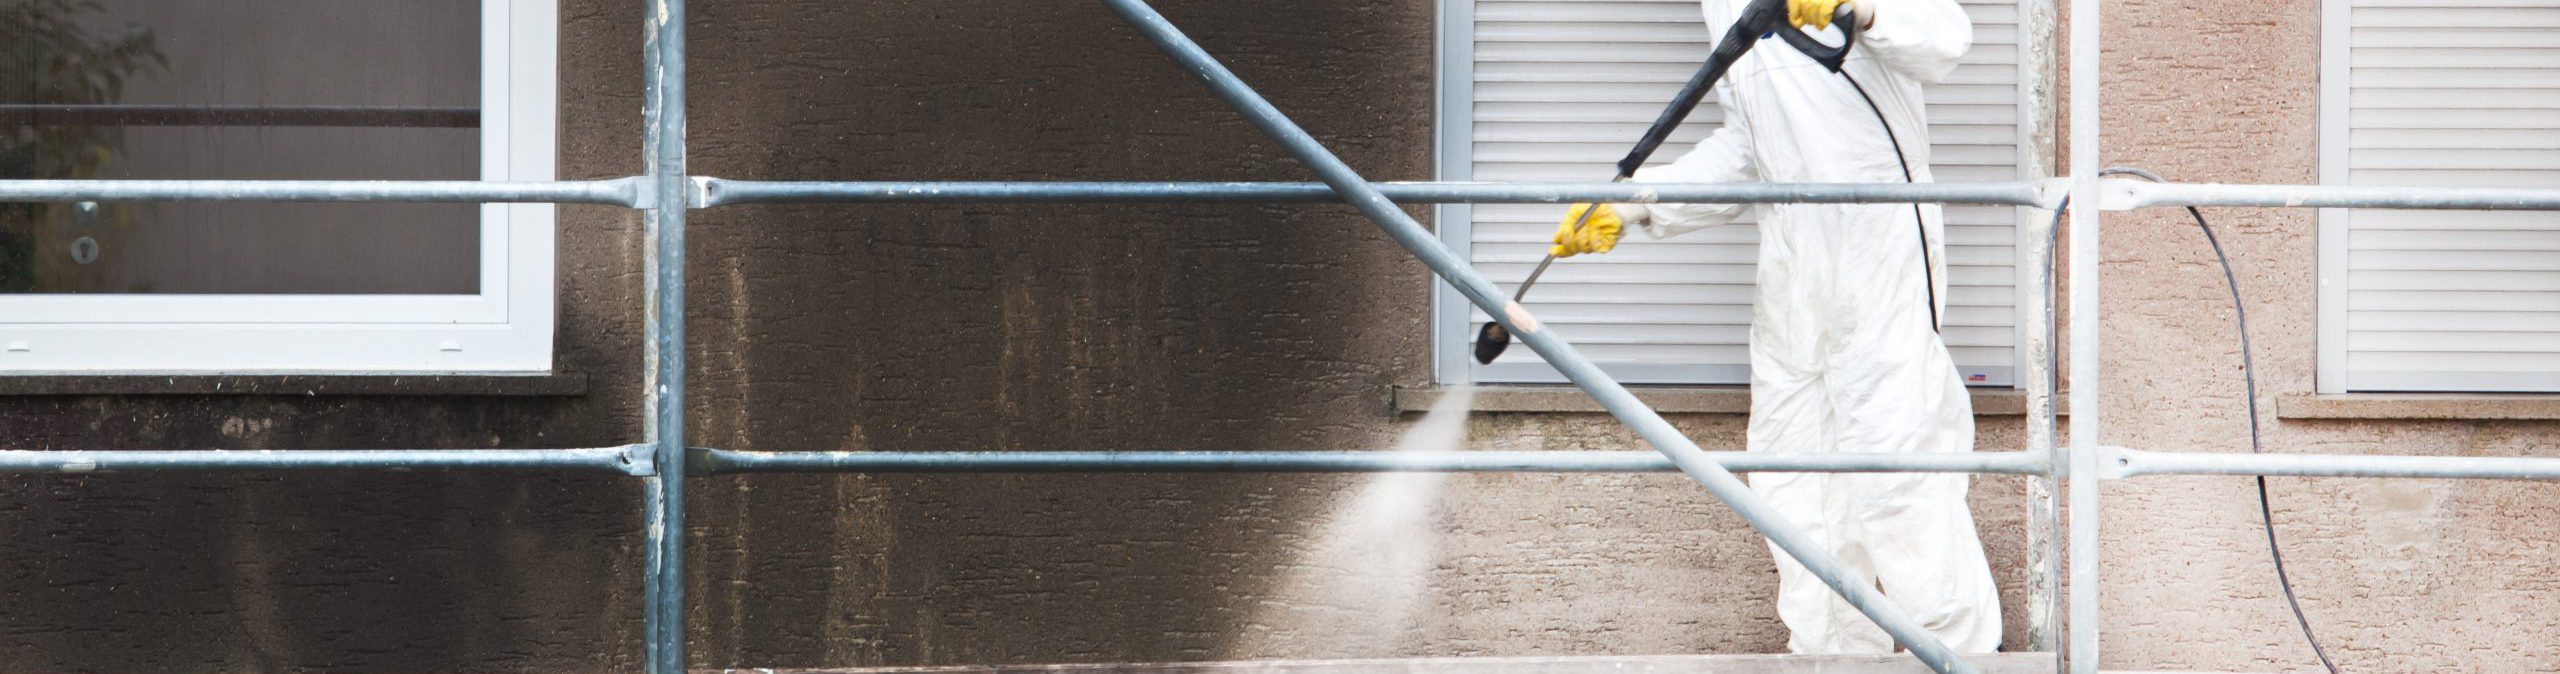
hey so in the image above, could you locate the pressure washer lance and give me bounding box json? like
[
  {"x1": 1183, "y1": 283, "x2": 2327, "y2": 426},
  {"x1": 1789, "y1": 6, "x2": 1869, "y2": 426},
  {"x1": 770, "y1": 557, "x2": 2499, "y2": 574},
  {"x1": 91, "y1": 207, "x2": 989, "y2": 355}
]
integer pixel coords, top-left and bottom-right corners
[{"x1": 1473, "y1": 0, "x2": 1859, "y2": 365}]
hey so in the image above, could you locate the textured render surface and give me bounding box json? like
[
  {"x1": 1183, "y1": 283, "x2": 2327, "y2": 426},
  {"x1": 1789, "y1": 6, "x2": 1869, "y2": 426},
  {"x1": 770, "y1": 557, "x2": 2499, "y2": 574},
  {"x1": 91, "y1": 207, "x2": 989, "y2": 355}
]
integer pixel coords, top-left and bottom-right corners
[
  {"x1": 672, "y1": 0, "x2": 1438, "y2": 667},
  {"x1": 1395, "y1": 386, "x2": 2029, "y2": 416},
  {"x1": 2276, "y1": 392, "x2": 2560, "y2": 420},
  {"x1": 1405, "y1": 414, "x2": 2039, "y2": 657}
]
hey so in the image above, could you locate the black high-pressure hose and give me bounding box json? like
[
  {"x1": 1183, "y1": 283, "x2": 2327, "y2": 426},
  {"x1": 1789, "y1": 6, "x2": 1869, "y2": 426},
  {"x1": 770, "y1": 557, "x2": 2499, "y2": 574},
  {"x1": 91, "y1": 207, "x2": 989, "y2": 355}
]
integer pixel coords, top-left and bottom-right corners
[
  {"x1": 2071, "y1": 167, "x2": 2341, "y2": 674},
  {"x1": 1517, "y1": 19, "x2": 2338, "y2": 670},
  {"x1": 1837, "y1": 71, "x2": 1939, "y2": 332},
  {"x1": 1588, "y1": 29, "x2": 2332, "y2": 671},
  {"x1": 1473, "y1": 0, "x2": 1864, "y2": 365}
]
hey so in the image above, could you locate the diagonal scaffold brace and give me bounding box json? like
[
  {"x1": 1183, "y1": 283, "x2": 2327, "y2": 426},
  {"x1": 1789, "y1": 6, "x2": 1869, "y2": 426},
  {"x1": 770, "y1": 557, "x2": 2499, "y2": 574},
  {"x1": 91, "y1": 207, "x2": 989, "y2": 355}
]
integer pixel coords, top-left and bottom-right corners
[{"x1": 1095, "y1": 2, "x2": 1982, "y2": 673}]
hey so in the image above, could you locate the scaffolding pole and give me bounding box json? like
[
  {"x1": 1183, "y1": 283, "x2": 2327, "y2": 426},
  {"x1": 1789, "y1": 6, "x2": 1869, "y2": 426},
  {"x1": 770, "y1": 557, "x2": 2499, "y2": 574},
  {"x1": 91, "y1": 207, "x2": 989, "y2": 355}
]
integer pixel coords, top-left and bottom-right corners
[
  {"x1": 0, "y1": 446, "x2": 652, "y2": 474},
  {"x1": 17, "y1": 177, "x2": 2560, "y2": 212},
  {"x1": 2065, "y1": 0, "x2": 2102, "y2": 667},
  {"x1": 641, "y1": 0, "x2": 690, "y2": 671},
  {"x1": 691, "y1": 450, "x2": 2051, "y2": 476},
  {"x1": 0, "y1": 444, "x2": 2538, "y2": 481},
  {"x1": 693, "y1": 179, "x2": 2051, "y2": 207},
  {"x1": 2106, "y1": 448, "x2": 2560, "y2": 481},
  {"x1": 1098, "y1": 1, "x2": 1978, "y2": 672},
  {"x1": 0, "y1": 104, "x2": 479, "y2": 128},
  {"x1": 0, "y1": 178, "x2": 645, "y2": 205},
  {"x1": 2103, "y1": 180, "x2": 2560, "y2": 211},
  {"x1": 2022, "y1": 199, "x2": 2065, "y2": 657}
]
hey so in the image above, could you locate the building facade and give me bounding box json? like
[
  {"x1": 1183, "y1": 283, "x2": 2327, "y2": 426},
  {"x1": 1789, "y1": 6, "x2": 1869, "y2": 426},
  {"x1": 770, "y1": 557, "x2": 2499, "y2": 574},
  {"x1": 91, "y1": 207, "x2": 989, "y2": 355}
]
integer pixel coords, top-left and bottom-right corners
[{"x1": 0, "y1": 1, "x2": 2553, "y2": 672}]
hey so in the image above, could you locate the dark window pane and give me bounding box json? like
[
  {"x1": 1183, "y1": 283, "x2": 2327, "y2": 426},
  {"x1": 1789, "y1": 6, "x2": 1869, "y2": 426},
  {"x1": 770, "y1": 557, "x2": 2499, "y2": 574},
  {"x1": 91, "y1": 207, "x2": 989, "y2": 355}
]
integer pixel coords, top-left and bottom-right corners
[{"x1": 2, "y1": 0, "x2": 481, "y2": 295}]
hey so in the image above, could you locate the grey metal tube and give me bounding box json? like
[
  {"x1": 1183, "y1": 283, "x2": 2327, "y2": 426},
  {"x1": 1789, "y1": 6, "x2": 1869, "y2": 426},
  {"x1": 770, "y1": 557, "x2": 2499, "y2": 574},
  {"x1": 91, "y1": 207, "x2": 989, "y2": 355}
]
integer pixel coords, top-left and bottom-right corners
[
  {"x1": 2105, "y1": 180, "x2": 2560, "y2": 211},
  {"x1": 640, "y1": 0, "x2": 690, "y2": 670},
  {"x1": 2110, "y1": 448, "x2": 2560, "y2": 481},
  {"x1": 695, "y1": 179, "x2": 2050, "y2": 207},
  {"x1": 0, "y1": 446, "x2": 650, "y2": 475},
  {"x1": 2066, "y1": 0, "x2": 2102, "y2": 667},
  {"x1": 0, "y1": 104, "x2": 478, "y2": 128},
  {"x1": 693, "y1": 450, "x2": 2050, "y2": 476},
  {"x1": 1098, "y1": 2, "x2": 1977, "y2": 672},
  {"x1": 0, "y1": 178, "x2": 644, "y2": 206},
  {"x1": 2022, "y1": 197, "x2": 2064, "y2": 654}
]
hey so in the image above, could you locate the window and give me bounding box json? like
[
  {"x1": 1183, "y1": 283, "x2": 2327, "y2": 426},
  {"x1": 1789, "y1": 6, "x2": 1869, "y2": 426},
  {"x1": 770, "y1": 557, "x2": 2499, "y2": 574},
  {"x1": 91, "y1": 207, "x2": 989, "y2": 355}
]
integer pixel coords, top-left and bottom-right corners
[
  {"x1": 1432, "y1": 0, "x2": 2036, "y2": 386},
  {"x1": 0, "y1": 0, "x2": 555, "y2": 374},
  {"x1": 2317, "y1": 0, "x2": 2560, "y2": 393}
]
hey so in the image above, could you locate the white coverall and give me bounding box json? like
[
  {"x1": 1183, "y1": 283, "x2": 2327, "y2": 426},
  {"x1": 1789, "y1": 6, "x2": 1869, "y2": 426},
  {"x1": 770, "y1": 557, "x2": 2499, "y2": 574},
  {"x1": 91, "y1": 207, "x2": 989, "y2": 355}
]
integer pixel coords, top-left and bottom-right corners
[{"x1": 1607, "y1": 0, "x2": 2000, "y2": 655}]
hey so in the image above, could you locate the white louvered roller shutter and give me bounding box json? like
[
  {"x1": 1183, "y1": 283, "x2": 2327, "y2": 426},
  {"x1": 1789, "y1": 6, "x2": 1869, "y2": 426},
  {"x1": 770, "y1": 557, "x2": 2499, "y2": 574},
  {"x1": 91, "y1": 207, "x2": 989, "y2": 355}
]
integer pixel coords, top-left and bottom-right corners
[
  {"x1": 2324, "y1": 0, "x2": 2560, "y2": 392},
  {"x1": 1447, "y1": 0, "x2": 2024, "y2": 385}
]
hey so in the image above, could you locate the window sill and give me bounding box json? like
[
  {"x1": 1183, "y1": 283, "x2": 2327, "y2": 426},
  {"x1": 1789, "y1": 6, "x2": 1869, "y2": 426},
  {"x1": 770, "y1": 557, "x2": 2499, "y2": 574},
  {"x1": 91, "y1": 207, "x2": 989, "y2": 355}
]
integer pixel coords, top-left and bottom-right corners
[
  {"x1": 2277, "y1": 392, "x2": 2560, "y2": 420},
  {"x1": 1394, "y1": 385, "x2": 2026, "y2": 416},
  {"x1": 0, "y1": 373, "x2": 587, "y2": 397}
]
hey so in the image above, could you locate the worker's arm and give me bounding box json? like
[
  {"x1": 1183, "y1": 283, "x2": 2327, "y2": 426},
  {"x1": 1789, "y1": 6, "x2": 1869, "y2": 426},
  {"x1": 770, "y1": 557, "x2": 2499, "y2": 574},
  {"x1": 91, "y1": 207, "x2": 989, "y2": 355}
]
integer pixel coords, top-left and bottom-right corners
[
  {"x1": 1613, "y1": 86, "x2": 1762, "y2": 240},
  {"x1": 1851, "y1": 0, "x2": 1974, "y2": 84}
]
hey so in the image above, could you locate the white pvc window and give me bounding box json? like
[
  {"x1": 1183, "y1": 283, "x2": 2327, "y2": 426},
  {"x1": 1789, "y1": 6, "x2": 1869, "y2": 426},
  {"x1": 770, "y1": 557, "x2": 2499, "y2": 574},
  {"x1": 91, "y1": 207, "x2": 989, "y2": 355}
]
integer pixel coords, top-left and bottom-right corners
[
  {"x1": 1431, "y1": 0, "x2": 2036, "y2": 386},
  {"x1": 0, "y1": 0, "x2": 556, "y2": 374},
  {"x1": 2317, "y1": 0, "x2": 2560, "y2": 393}
]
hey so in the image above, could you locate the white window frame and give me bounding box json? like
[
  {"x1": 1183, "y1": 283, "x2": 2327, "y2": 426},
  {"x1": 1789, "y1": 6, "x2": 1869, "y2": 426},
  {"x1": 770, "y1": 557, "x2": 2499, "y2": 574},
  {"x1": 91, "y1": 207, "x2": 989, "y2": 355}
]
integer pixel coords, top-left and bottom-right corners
[
  {"x1": 1428, "y1": 0, "x2": 2046, "y2": 387},
  {"x1": 2316, "y1": 0, "x2": 2349, "y2": 394},
  {"x1": 2315, "y1": 0, "x2": 2559, "y2": 394},
  {"x1": 0, "y1": 0, "x2": 557, "y2": 375}
]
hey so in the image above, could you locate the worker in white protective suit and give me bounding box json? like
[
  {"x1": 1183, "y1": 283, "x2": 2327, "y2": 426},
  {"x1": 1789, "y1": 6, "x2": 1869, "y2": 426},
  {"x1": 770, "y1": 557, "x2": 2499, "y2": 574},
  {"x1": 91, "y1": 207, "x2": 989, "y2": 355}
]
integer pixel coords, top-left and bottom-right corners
[{"x1": 1548, "y1": 0, "x2": 2000, "y2": 655}]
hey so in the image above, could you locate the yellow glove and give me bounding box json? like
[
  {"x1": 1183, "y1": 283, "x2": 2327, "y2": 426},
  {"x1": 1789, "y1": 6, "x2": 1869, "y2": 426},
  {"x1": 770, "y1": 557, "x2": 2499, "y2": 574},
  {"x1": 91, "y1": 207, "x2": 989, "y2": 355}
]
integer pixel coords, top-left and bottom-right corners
[
  {"x1": 1550, "y1": 203, "x2": 1624, "y2": 258},
  {"x1": 1789, "y1": 0, "x2": 1849, "y2": 29}
]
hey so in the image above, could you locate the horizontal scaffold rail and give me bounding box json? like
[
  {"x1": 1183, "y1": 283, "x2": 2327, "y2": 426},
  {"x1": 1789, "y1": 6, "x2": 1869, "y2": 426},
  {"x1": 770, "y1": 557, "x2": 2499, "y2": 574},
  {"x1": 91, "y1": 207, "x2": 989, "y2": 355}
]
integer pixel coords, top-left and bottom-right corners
[
  {"x1": 2105, "y1": 447, "x2": 2560, "y2": 481},
  {"x1": 2, "y1": 445, "x2": 2557, "y2": 482},
  {"x1": 2103, "y1": 180, "x2": 2560, "y2": 211},
  {"x1": 0, "y1": 446, "x2": 653, "y2": 475},
  {"x1": 13, "y1": 177, "x2": 2560, "y2": 213},
  {"x1": 0, "y1": 178, "x2": 646, "y2": 206},
  {"x1": 689, "y1": 449, "x2": 2050, "y2": 475},
  {"x1": 691, "y1": 180, "x2": 2055, "y2": 207},
  {"x1": 0, "y1": 104, "x2": 478, "y2": 128}
]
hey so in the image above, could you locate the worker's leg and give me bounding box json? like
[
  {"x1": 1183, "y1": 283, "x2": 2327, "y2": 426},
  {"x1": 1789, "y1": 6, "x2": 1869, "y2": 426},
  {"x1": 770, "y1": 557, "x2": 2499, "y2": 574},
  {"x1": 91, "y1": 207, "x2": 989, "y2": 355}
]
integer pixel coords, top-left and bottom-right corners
[
  {"x1": 1754, "y1": 418, "x2": 1901, "y2": 654},
  {"x1": 1837, "y1": 401, "x2": 2001, "y2": 652},
  {"x1": 1823, "y1": 202, "x2": 2004, "y2": 653},
  {"x1": 1746, "y1": 215, "x2": 1891, "y2": 655}
]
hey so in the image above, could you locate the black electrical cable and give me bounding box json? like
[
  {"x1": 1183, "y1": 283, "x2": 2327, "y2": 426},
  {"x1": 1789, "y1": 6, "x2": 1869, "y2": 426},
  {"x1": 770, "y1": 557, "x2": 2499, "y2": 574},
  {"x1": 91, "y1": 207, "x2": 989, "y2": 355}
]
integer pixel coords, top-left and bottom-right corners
[
  {"x1": 1837, "y1": 71, "x2": 1940, "y2": 333},
  {"x1": 2185, "y1": 203, "x2": 2344, "y2": 674},
  {"x1": 2087, "y1": 168, "x2": 2341, "y2": 674}
]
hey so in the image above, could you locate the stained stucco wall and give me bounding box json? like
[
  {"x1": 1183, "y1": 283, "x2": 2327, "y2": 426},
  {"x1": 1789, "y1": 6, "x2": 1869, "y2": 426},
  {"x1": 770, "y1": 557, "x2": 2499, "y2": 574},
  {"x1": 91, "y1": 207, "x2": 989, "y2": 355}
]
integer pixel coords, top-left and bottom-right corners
[
  {"x1": 2, "y1": 1, "x2": 2554, "y2": 673},
  {"x1": 670, "y1": 0, "x2": 1444, "y2": 667},
  {"x1": 1, "y1": 0, "x2": 1453, "y2": 670}
]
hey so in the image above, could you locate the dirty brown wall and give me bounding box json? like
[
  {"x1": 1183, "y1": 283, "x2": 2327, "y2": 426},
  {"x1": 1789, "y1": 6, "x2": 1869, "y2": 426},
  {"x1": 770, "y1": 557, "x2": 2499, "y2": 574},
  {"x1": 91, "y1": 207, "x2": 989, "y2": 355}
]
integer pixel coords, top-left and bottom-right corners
[
  {"x1": 674, "y1": 0, "x2": 1448, "y2": 668},
  {"x1": 3, "y1": 0, "x2": 1458, "y2": 670}
]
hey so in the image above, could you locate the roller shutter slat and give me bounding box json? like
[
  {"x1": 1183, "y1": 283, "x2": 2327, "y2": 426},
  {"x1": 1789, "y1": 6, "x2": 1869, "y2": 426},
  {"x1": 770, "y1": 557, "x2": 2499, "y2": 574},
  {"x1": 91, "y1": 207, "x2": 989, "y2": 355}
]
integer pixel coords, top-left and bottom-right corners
[{"x1": 1459, "y1": 0, "x2": 2021, "y2": 378}]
